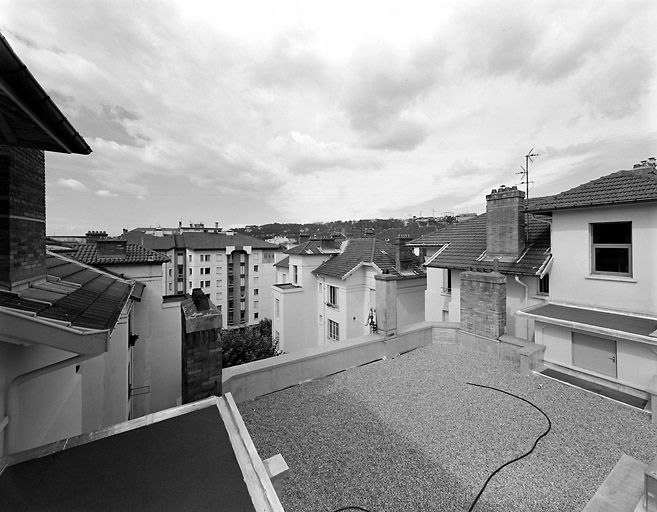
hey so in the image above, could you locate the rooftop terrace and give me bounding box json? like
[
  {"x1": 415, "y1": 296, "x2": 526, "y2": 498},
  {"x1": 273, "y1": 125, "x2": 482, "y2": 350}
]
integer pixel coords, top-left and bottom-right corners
[{"x1": 239, "y1": 343, "x2": 657, "y2": 512}]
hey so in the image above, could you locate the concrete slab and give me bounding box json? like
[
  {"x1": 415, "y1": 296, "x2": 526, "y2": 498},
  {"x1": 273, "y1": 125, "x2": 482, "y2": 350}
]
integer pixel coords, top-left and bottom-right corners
[{"x1": 582, "y1": 454, "x2": 646, "y2": 512}]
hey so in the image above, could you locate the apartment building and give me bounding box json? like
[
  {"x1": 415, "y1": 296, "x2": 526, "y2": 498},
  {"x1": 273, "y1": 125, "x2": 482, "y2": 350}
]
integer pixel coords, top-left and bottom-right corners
[{"x1": 122, "y1": 229, "x2": 282, "y2": 328}]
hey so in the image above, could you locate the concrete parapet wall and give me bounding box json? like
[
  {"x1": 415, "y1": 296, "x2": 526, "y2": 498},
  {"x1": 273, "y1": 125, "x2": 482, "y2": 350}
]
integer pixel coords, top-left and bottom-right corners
[
  {"x1": 432, "y1": 322, "x2": 460, "y2": 344},
  {"x1": 223, "y1": 321, "x2": 436, "y2": 403},
  {"x1": 457, "y1": 330, "x2": 545, "y2": 371}
]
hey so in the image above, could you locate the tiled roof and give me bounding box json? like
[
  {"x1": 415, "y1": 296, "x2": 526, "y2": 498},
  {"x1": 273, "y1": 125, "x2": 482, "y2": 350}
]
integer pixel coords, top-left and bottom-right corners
[
  {"x1": 528, "y1": 166, "x2": 657, "y2": 213},
  {"x1": 416, "y1": 214, "x2": 551, "y2": 276},
  {"x1": 121, "y1": 230, "x2": 278, "y2": 251},
  {"x1": 312, "y1": 238, "x2": 409, "y2": 279},
  {"x1": 0, "y1": 253, "x2": 132, "y2": 330},
  {"x1": 69, "y1": 243, "x2": 169, "y2": 265},
  {"x1": 274, "y1": 256, "x2": 289, "y2": 268},
  {"x1": 285, "y1": 240, "x2": 340, "y2": 255}
]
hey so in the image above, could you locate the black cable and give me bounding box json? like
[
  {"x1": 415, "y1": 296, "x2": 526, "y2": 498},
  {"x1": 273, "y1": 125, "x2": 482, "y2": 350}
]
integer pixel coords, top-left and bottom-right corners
[
  {"x1": 330, "y1": 507, "x2": 372, "y2": 512},
  {"x1": 465, "y1": 382, "x2": 552, "y2": 512}
]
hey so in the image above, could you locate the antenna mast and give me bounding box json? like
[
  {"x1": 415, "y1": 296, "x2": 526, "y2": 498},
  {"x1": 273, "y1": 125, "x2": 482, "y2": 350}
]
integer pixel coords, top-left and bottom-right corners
[{"x1": 517, "y1": 148, "x2": 539, "y2": 244}]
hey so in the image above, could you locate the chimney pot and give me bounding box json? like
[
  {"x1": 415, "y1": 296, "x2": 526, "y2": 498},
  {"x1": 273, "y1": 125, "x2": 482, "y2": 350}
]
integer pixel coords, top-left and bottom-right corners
[{"x1": 485, "y1": 185, "x2": 525, "y2": 261}]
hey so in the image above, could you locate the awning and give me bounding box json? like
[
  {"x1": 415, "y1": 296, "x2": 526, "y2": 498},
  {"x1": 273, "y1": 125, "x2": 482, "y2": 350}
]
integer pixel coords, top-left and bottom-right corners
[{"x1": 518, "y1": 303, "x2": 657, "y2": 344}]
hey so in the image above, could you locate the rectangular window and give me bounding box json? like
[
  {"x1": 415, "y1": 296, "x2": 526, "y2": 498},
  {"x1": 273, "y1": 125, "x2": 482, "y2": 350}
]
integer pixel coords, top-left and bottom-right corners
[
  {"x1": 442, "y1": 269, "x2": 452, "y2": 294},
  {"x1": 292, "y1": 265, "x2": 298, "y2": 284},
  {"x1": 228, "y1": 312, "x2": 234, "y2": 323},
  {"x1": 275, "y1": 298, "x2": 280, "y2": 317},
  {"x1": 177, "y1": 265, "x2": 183, "y2": 278},
  {"x1": 189, "y1": 268, "x2": 192, "y2": 275},
  {"x1": 216, "y1": 280, "x2": 221, "y2": 287},
  {"x1": 328, "y1": 319, "x2": 339, "y2": 341},
  {"x1": 168, "y1": 283, "x2": 172, "y2": 291},
  {"x1": 539, "y1": 274, "x2": 550, "y2": 294},
  {"x1": 240, "y1": 300, "x2": 245, "y2": 311},
  {"x1": 205, "y1": 280, "x2": 210, "y2": 287},
  {"x1": 591, "y1": 222, "x2": 632, "y2": 276},
  {"x1": 254, "y1": 288, "x2": 258, "y2": 296},
  {"x1": 188, "y1": 255, "x2": 192, "y2": 262},
  {"x1": 263, "y1": 251, "x2": 275, "y2": 263},
  {"x1": 189, "y1": 281, "x2": 192, "y2": 288},
  {"x1": 202, "y1": 254, "x2": 211, "y2": 262},
  {"x1": 216, "y1": 267, "x2": 221, "y2": 274},
  {"x1": 253, "y1": 265, "x2": 259, "y2": 272},
  {"x1": 168, "y1": 269, "x2": 172, "y2": 277},
  {"x1": 253, "y1": 300, "x2": 259, "y2": 308},
  {"x1": 252, "y1": 252, "x2": 259, "y2": 261},
  {"x1": 254, "y1": 312, "x2": 259, "y2": 319},
  {"x1": 328, "y1": 285, "x2": 338, "y2": 307}
]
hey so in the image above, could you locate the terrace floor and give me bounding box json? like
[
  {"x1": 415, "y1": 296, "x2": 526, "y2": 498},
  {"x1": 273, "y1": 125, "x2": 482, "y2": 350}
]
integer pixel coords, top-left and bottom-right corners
[{"x1": 239, "y1": 343, "x2": 657, "y2": 512}]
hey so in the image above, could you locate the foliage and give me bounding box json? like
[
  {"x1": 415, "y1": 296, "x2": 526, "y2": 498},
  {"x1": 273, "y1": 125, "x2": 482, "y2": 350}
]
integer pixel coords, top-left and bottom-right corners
[{"x1": 221, "y1": 318, "x2": 281, "y2": 368}]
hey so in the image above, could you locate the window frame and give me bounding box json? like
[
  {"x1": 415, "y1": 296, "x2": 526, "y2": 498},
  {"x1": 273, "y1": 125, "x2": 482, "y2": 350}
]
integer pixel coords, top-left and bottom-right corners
[
  {"x1": 328, "y1": 319, "x2": 339, "y2": 341},
  {"x1": 590, "y1": 222, "x2": 632, "y2": 277},
  {"x1": 327, "y1": 285, "x2": 338, "y2": 308}
]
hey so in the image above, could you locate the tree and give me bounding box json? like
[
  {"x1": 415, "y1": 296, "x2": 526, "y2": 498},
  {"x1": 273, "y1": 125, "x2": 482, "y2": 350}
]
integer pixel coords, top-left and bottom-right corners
[{"x1": 221, "y1": 318, "x2": 281, "y2": 368}]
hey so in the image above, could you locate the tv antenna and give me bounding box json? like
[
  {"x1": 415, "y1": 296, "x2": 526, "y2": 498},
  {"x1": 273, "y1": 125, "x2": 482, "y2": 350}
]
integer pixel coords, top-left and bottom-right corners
[{"x1": 517, "y1": 148, "x2": 539, "y2": 244}]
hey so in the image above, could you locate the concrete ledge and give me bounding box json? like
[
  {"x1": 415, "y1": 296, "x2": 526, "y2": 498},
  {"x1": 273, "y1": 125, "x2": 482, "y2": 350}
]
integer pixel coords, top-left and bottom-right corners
[
  {"x1": 647, "y1": 376, "x2": 657, "y2": 424},
  {"x1": 431, "y1": 322, "x2": 460, "y2": 344},
  {"x1": 223, "y1": 322, "x2": 436, "y2": 403},
  {"x1": 518, "y1": 344, "x2": 546, "y2": 376}
]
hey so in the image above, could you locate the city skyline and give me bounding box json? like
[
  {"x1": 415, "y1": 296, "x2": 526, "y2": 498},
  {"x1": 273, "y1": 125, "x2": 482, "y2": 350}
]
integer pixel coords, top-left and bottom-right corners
[{"x1": 3, "y1": 0, "x2": 655, "y2": 235}]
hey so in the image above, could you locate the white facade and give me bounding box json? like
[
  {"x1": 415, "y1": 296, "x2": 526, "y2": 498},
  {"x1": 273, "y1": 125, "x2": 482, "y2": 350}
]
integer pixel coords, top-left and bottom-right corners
[{"x1": 527, "y1": 202, "x2": 657, "y2": 393}]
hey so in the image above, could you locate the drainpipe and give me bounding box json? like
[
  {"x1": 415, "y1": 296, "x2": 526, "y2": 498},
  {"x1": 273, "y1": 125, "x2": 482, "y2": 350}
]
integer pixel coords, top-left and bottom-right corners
[
  {"x1": 4, "y1": 353, "x2": 97, "y2": 455},
  {"x1": 514, "y1": 276, "x2": 529, "y2": 341}
]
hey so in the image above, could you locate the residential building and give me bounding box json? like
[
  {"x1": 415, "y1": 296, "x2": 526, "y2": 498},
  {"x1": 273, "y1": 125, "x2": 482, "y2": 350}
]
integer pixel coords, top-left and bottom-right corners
[
  {"x1": 410, "y1": 186, "x2": 552, "y2": 340},
  {"x1": 519, "y1": 161, "x2": 657, "y2": 395},
  {"x1": 51, "y1": 237, "x2": 183, "y2": 418},
  {"x1": 272, "y1": 236, "x2": 426, "y2": 353},
  {"x1": 121, "y1": 229, "x2": 282, "y2": 328},
  {"x1": 271, "y1": 238, "x2": 340, "y2": 352}
]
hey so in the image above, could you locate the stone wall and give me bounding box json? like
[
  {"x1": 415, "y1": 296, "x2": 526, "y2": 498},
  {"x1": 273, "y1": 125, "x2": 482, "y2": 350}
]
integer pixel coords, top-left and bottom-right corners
[
  {"x1": 0, "y1": 146, "x2": 46, "y2": 289},
  {"x1": 460, "y1": 271, "x2": 506, "y2": 338},
  {"x1": 180, "y1": 297, "x2": 223, "y2": 403}
]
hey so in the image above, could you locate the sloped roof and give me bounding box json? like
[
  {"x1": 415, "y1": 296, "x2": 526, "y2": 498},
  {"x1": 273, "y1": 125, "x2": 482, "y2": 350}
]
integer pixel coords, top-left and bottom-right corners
[
  {"x1": 69, "y1": 243, "x2": 170, "y2": 265},
  {"x1": 285, "y1": 240, "x2": 339, "y2": 255},
  {"x1": 274, "y1": 256, "x2": 289, "y2": 268},
  {"x1": 528, "y1": 166, "x2": 657, "y2": 213},
  {"x1": 0, "y1": 34, "x2": 91, "y2": 154},
  {"x1": 0, "y1": 253, "x2": 132, "y2": 330},
  {"x1": 416, "y1": 214, "x2": 551, "y2": 276},
  {"x1": 121, "y1": 230, "x2": 278, "y2": 251},
  {"x1": 312, "y1": 238, "x2": 402, "y2": 279}
]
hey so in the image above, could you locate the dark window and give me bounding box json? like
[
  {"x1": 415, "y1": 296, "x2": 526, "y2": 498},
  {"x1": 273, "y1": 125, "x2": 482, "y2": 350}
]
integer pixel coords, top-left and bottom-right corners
[
  {"x1": 539, "y1": 274, "x2": 550, "y2": 294},
  {"x1": 591, "y1": 222, "x2": 631, "y2": 276},
  {"x1": 253, "y1": 265, "x2": 259, "y2": 272},
  {"x1": 254, "y1": 288, "x2": 258, "y2": 296},
  {"x1": 328, "y1": 285, "x2": 338, "y2": 307},
  {"x1": 254, "y1": 312, "x2": 259, "y2": 319}
]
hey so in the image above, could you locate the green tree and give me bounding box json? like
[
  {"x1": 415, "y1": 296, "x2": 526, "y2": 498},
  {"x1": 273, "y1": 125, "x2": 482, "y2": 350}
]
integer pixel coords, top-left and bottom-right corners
[{"x1": 221, "y1": 318, "x2": 281, "y2": 368}]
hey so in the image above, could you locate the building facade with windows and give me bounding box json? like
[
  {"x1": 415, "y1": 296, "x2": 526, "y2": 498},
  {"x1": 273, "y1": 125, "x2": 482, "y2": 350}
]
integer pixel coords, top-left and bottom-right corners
[
  {"x1": 122, "y1": 230, "x2": 282, "y2": 328},
  {"x1": 519, "y1": 161, "x2": 657, "y2": 395}
]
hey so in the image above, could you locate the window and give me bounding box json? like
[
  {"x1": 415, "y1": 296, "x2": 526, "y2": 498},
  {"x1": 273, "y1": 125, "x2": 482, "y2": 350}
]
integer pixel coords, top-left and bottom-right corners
[
  {"x1": 205, "y1": 280, "x2": 210, "y2": 287},
  {"x1": 240, "y1": 300, "x2": 246, "y2": 311},
  {"x1": 205, "y1": 267, "x2": 212, "y2": 274},
  {"x1": 253, "y1": 265, "x2": 258, "y2": 272},
  {"x1": 189, "y1": 268, "x2": 193, "y2": 275},
  {"x1": 168, "y1": 269, "x2": 172, "y2": 277},
  {"x1": 442, "y1": 269, "x2": 452, "y2": 294},
  {"x1": 202, "y1": 254, "x2": 211, "y2": 262},
  {"x1": 240, "y1": 277, "x2": 245, "y2": 286},
  {"x1": 292, "y1": 265, "x2": 298, "y2": 284},
  {"x1": 252, "y1": 252, "x2": 259, "y2": 261},
  {"x1": 228, "y1": 312, "x2": 234, "y2": 323},
  {"x1": 263, "y1": 251, "x2": 275, "y2": 263},
  {"x1": 254, "y1": 288, "x2": 258, "y2": 295},
  {"x1": 275, "y1": 298, "x2": 280, "y2": 317},
  {"x1": 177, "y1": 265, "x2": 183, "y2": 278},
  {"x1": 216, "y1": 280, "x2": 221, "y2": 287},
  {"x1": 188, "y1": 255, "x2": 192, "y2": 262},
  {"x1": 240, "y1": 311, "x2": 246, "y2": 322},
  {"x1": 328, "y1": 319, "x2": 339, "y2": 341},
  {"x1": 240, "y1": 253, "x2": 245, "y2": 263},
  {"x1": 539, "y1": 274, "x2": 550, "y2": 294},
  {"x1": 189, "y1": 281, "x2": 192, "y2": 288},
  {"x1": 591, "y1": 222, "x2": 632, "y2": 276},
  {"x1": 254, "y1": 300, "x2": 259, "y2": 308},
  {"x1": 254, "y1": 312, "x2": 259, "y2": 319},
  {"x1": 328, "y1": 285, "x2": 338, "y2": 307},
  {"x1": 168, "y1": 283, "x2": 172, "y2": 291}
]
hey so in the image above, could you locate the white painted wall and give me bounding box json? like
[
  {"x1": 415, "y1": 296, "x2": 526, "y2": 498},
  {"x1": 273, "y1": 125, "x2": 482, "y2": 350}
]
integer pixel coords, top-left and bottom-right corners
[
  {"x1": 396, "y1": 277, "x2": 427, "y2": 327},
  {"x1": 536, "y1": 322, "x2": 657, "y2": 392},
  {"x1": 550, "y1": 203, "x2": 657, "y2": 315}
]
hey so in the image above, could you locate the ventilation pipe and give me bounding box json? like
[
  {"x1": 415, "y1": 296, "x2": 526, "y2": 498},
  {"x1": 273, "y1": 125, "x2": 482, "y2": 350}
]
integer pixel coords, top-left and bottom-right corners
[{"x1": 514, "y1": 276, "x2": 529, "y2": 341}]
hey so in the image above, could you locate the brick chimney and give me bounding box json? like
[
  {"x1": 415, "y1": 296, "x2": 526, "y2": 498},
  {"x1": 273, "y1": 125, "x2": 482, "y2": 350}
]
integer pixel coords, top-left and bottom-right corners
[
  {"x1": 395, "y1": 235, "x2": 415, "y2": 273},
  {"x1": 85, "y1": 230, "x2": 108, "y2": 243},
  {"x1": 0, "y1": 146, "x2": 47, "y2": 290},
  {"x1": 486, "y1": 185, "x2": 525, "y2": 261}
]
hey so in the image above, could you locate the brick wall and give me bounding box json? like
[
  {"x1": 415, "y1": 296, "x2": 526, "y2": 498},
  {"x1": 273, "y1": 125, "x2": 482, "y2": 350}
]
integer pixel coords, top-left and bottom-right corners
[
  {"x1": 180, "y1": 298, "x2": 223, "y2": 403},
  {"x1": 0, "y1": 145, "x2": 46, "y2": 289},
  {"x1": 460, "y1": 271, "x2": 506, "y2": 339},
  {"x1": 486, "y1": 185, "x2": 525, "y2": 260}
]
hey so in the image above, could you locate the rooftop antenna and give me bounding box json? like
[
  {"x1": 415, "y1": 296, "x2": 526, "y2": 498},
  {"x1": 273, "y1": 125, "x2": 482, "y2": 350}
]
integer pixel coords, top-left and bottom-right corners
[{"x1": 517, "y1": 147, "x2": 539, "y2": 243}]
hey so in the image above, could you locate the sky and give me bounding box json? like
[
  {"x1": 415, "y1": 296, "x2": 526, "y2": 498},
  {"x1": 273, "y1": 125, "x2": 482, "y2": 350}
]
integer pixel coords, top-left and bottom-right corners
[{"x1": 3, "y1": 0, "x2": 656, "y2": 235}]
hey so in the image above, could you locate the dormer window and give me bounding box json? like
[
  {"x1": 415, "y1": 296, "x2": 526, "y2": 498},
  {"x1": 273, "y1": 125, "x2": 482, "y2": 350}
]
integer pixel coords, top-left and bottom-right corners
[{"x1": 591, "y1": 222, "x2": 632, "y2": 277}]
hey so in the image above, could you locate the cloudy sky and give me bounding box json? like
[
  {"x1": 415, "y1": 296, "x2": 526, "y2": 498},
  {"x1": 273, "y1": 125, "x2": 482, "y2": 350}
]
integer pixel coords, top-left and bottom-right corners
[{"x1": 3, "y1": 1, "x2": 656, "y2": 235}]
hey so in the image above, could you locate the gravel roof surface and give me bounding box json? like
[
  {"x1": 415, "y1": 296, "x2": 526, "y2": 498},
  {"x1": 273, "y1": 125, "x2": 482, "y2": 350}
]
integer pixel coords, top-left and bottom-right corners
[{"x1": 239, "y1": 344, "x2": 657, "y2": 512}]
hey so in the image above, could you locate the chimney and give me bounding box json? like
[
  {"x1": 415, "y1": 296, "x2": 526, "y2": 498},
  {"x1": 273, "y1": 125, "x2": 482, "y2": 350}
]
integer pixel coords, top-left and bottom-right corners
[
  {"x1": 85, "y1": 230, "x2": 108, "y2": 243},
  {"x1": 191, "y1": 287, "x2": 210, "y2": 311},
  {"x1": 96, "y1": 239, "x2": 127, "y2": 259},
  {"x1": 0, "y1": 146, "x2": 47, "y2": 290},
  {"x1": 363, "y1": 228, "x2": 375, "y2": 238},
  {"x1": 299, "y1": 233, "x2": 310, "y2": 244},
  {"x1": 486, "y1": 185, "x2": 525, "y2": 261},
  {"x1": 395, "y1": 235, "x2": 415, "y2": 273}
]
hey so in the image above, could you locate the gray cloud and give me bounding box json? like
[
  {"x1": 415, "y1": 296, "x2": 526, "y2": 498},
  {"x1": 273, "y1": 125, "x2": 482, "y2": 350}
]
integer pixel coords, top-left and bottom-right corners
[{"x1": 57, "y1": 178, "x2": 87, "y2": 191}]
